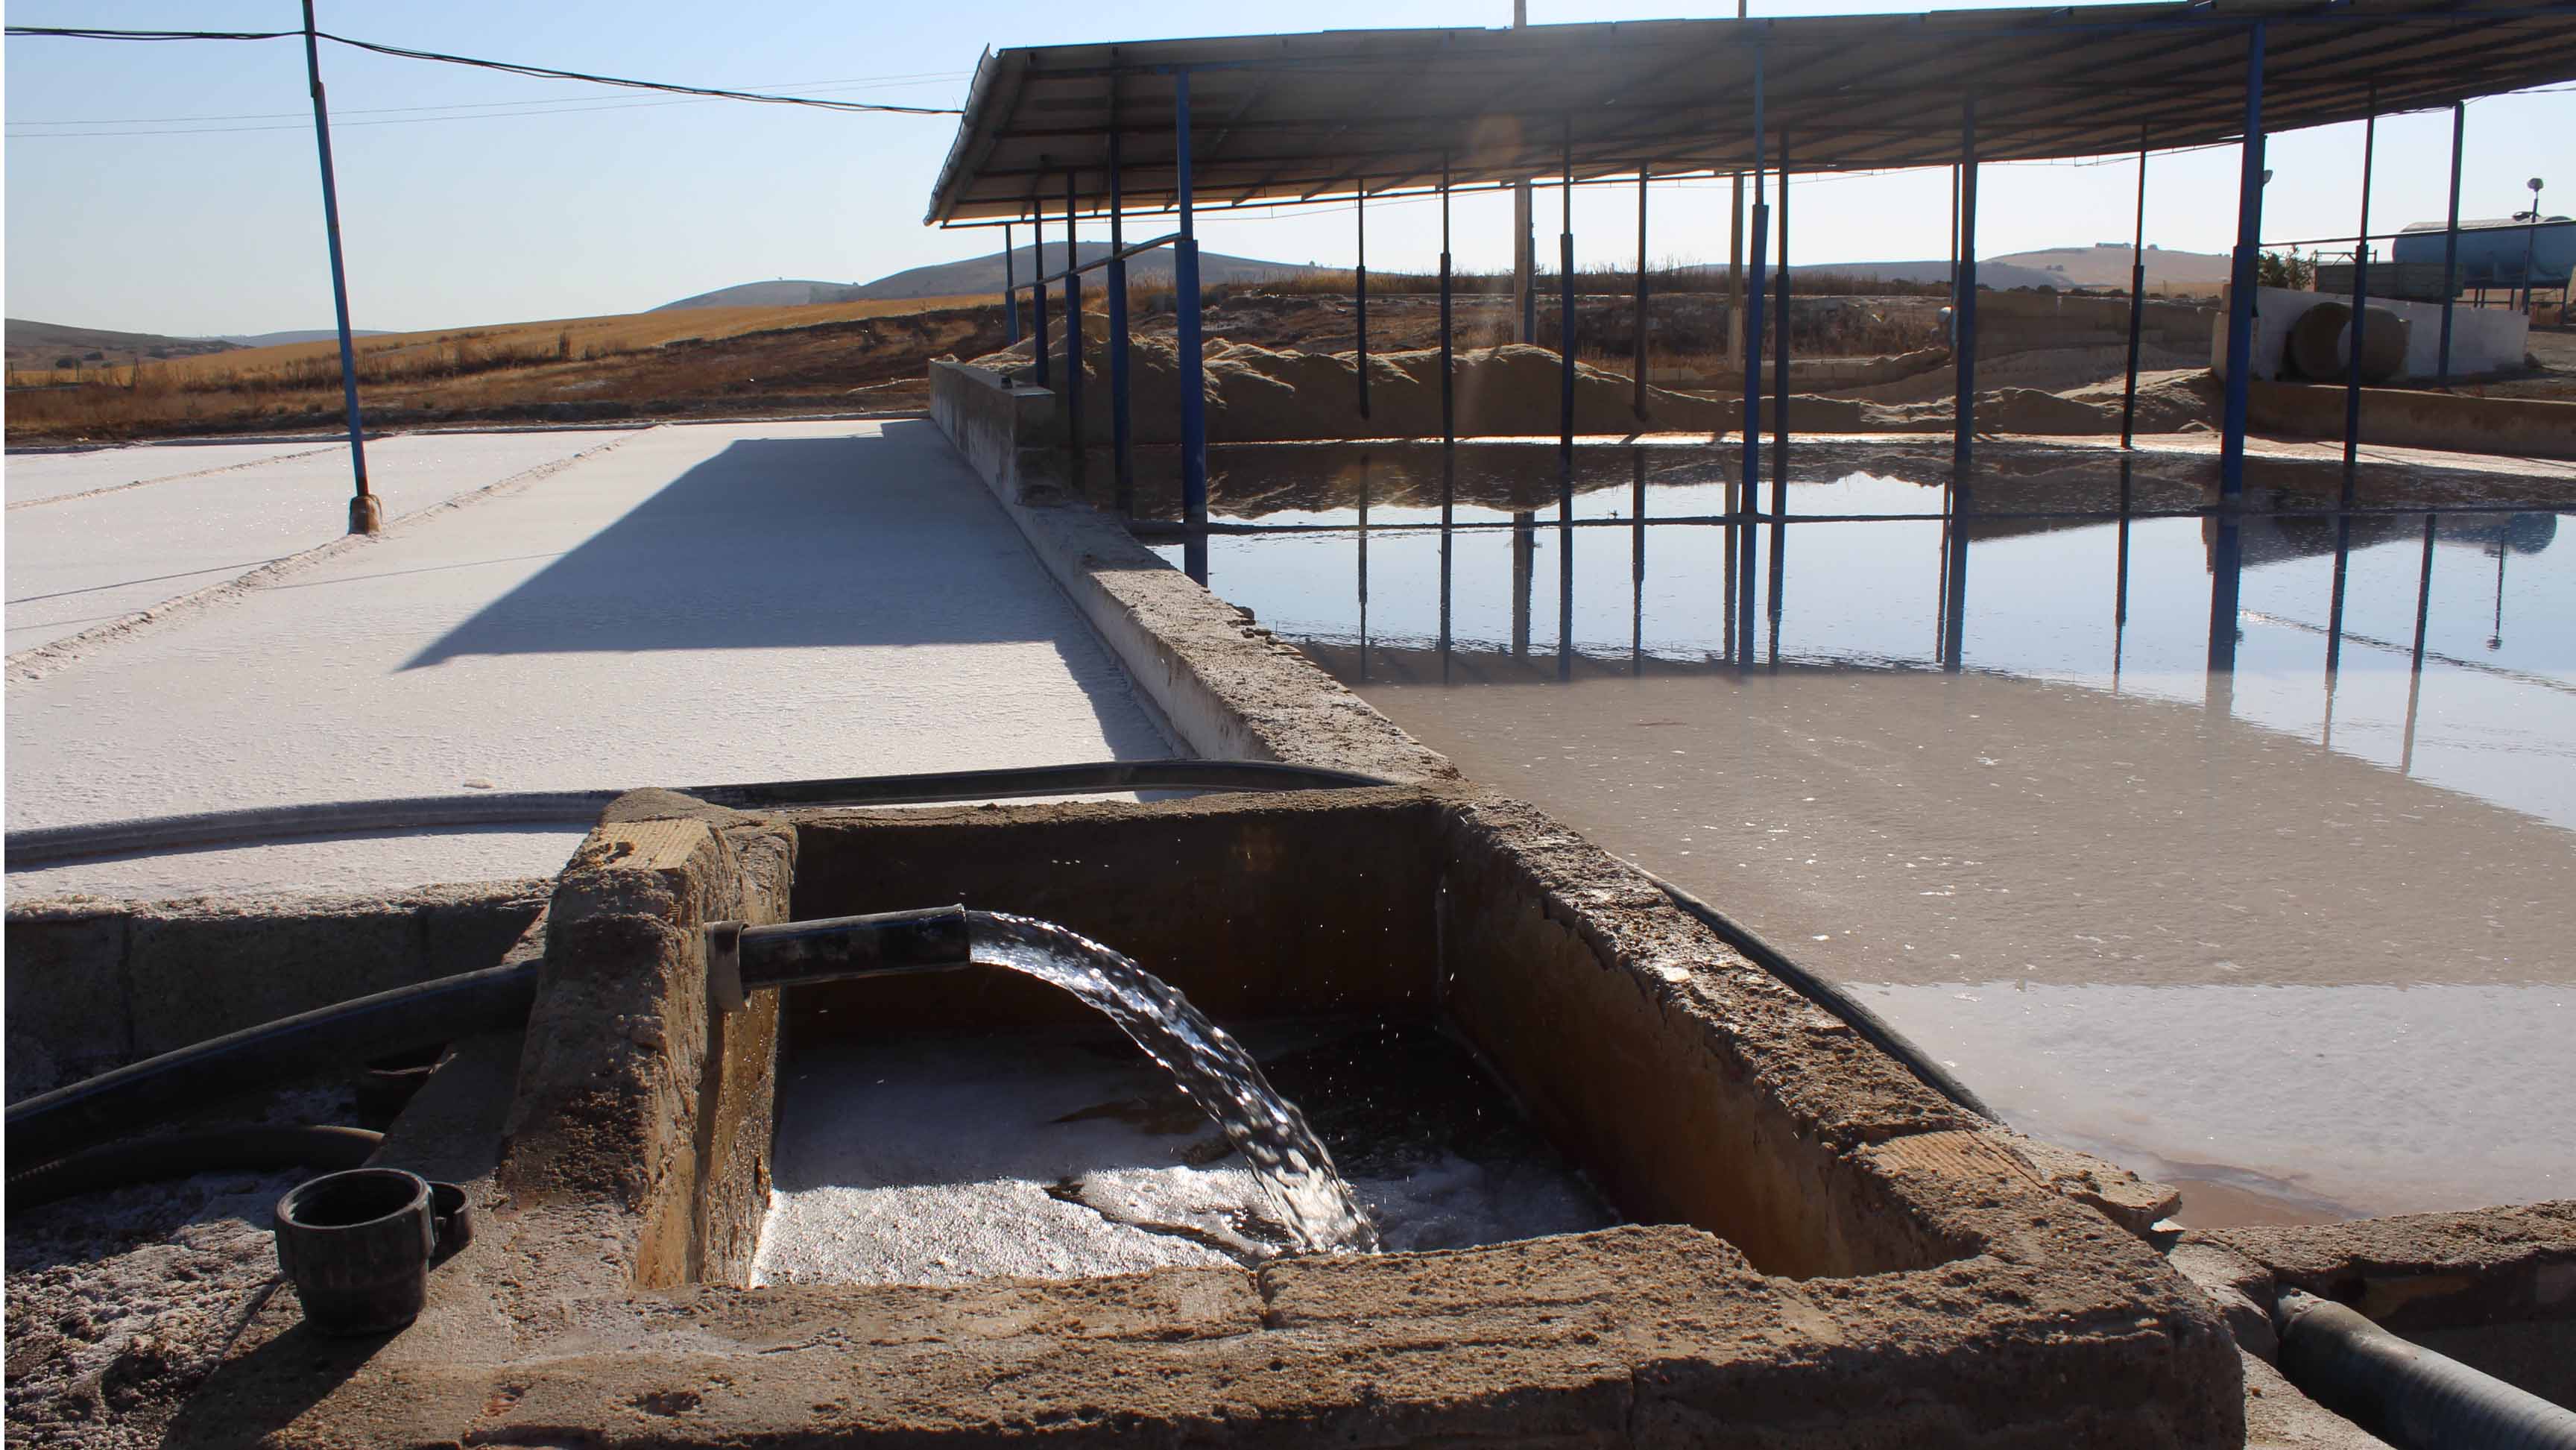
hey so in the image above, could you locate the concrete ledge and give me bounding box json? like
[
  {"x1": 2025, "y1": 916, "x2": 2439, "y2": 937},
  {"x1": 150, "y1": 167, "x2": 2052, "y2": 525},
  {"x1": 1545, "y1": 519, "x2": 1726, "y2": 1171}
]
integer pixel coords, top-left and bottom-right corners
[
  {"x1": 2247, "y1": 382, "x2": 2576, "y2": 461},
  {"x1": 930, "y1": 360, "x2": 1456, "y2": 784},
  {"x1": 2, "y1": 879, "x2": 550, "y2": 1100},
  {"x1": 929, "y1": 357, "x2": 1066, "y2": 505}
]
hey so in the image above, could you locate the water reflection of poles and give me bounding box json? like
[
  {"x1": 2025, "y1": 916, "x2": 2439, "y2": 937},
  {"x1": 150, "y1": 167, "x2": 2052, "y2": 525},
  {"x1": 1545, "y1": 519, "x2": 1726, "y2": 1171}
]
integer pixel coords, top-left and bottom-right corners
[
  {"x1": 2112, "y1": 458, "x2": 2133, "y2": 690},
  {"x1": 2490, "y1": 539, "x2": 2507, "y2": 651},
  {"x1": 1439, "y1": 451, "x2": 1455, "y2": 685},
  {"x1": 1723, "y1": 477, "x2": 1739, "y2": 663},
  {"x1": 1941, "y1": 477, "x2": 1969, "y2": 672},
  {"x1": 1512, "y1": 510, "x2": 1536, "y2": 657},
  {"x1": 2323, "y1": 508, "x2": 2352, "y2": 750},
  {"x1": 1631, "y1": 450, "x2": 1647, "y2": 674},
  {"x1": 1356, "y1": 453, "x2": 1371, "y2": 684},
  {"x1": 2206, "y1": 506, "x2": 2244, "y2": 715},
  {"x1": 2400, "y1": 512, "x2": 2436, "y2": 775}
]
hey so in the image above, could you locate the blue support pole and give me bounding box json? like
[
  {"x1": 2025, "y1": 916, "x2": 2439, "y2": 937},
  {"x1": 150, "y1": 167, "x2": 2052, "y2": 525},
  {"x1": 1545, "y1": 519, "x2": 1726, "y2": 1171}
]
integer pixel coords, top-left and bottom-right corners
[
  {"x1": 1355, "y1": 191, "x2": 1370, "y2": 420},
  {"x1": 1064, "y1": 171, "x2": 1085, "y2": 497},
  {"x1": 2340, "y1": 92, "x2": 2375, "y2": 511},
  {"x1": 1173, "y1": 72, "x2": 1208, "y2": 584},
  {"x1": 1944, "y1": 95, "x2": 1977, "y2": 673},
  {"x1": 2437, "y1": 103, "x2": 2465, "y2": 388},
  {"x1": 1738, "y1": 49, "x2": 1768, "y2": 670},
  {"x1": 1005, "y1": 221, "x2": 1020, "y2": 344},
  {"x1": 1559, "y1": 124, "x2": 1576, "y2": 683},
  {"x1": 2120, "y1": 127, "x2": 2147, "y2": 448},
  {"x1": 1109, "y1": 111, "x2": 1134, "y2": 516},
  {"x1": 300, "y1": 0, "x2": 375, "y2": 535},
  {"x1": 1032, "y1": 186, "x2": 1051, "y2": 390},
  {"x1": 1768, "y1": 136, "x2": 1790, "y2": 666},
  {"x1": 2217, "y1": 21, "x2": 2267, "y2": 508},
  {"x1": 1440, "y1": 154, "x2": 1454, "y2": 447}
]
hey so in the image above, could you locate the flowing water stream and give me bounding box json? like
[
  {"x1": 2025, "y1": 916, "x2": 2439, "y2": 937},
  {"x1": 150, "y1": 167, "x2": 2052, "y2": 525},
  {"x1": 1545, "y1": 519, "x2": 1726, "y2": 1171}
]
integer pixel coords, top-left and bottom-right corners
[{"x1": 962, "y1": 910, "x2": 1380, "y2": 1254}]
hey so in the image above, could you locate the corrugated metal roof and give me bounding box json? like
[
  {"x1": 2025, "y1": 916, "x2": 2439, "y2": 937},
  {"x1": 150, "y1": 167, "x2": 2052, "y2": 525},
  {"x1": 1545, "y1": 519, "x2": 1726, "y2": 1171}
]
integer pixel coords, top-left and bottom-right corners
[{"x1": 924, "y1": 0, "x2": 2576, "y2": 226}]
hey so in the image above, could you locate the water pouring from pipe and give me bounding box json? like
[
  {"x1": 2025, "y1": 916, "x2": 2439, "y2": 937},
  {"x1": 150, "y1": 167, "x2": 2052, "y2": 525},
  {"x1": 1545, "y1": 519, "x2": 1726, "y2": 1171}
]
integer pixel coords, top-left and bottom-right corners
[{"x1": 710, "y1": 906, "x2": 1377, "y2": 1255}]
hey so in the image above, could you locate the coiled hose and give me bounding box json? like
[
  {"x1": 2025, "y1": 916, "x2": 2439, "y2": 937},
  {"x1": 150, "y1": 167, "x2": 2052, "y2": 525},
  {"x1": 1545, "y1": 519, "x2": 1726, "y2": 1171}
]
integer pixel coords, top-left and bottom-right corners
[{"x1": 7, "y1": 1125, "x2": 383, "y2": 1211}]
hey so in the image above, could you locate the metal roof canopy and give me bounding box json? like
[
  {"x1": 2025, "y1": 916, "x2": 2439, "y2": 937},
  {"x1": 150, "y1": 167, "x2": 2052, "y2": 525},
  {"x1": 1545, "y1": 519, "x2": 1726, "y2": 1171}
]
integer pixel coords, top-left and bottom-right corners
[{"x1": 924, "y1": 0, "x2": 2576, "y2": 226}]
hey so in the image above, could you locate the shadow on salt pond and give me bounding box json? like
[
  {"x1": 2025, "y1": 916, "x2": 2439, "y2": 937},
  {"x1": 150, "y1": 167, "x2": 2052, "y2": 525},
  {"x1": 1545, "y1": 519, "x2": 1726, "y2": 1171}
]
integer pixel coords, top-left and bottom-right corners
[{"x1": 1136, "y1": 440, "x2": 2575, "y2": 1225}]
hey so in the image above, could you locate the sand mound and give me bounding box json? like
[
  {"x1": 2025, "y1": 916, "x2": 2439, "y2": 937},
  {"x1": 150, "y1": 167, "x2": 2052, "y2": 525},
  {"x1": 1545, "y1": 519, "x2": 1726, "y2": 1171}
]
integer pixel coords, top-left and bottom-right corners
[{"x1": 962, "y1": 321, "x2": 2218, "y2": 443}]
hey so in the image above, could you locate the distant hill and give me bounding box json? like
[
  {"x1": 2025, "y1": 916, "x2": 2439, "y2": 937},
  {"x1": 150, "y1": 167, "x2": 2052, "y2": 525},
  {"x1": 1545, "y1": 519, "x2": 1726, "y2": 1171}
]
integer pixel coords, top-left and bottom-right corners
[
  {"x1": 1774, "y1": 245, "x2": 2232, "y2": 294},
  {"x1": 6, "y1": 318, "x2": 242, "y2": 369},
  {"x1": 654, "y1": 244, "x2": 1332, "y2": 312},
  {"x1": 218, "y1": 329, "x2": 394, "y2": 348}
]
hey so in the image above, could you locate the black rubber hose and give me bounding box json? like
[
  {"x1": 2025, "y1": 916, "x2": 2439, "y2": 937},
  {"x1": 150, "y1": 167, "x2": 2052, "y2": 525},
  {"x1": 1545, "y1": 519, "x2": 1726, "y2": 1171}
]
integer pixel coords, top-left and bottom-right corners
[
  {"x1": 6, "y1": 1125, "x2": 383, "y2": 1211},
  {"x1": 4, "y1": 758, "x2": 1397, "y2": 866},
  {"x1": 1636, "y1": 866, "x2": 2002, "y2": 1123},
  {"x1": 2276, "y1": 1289, "x2": 2576, "y2": 1450},
  {"x1": 4, "y1": 960, "x2": 537, "y2": 1167}
]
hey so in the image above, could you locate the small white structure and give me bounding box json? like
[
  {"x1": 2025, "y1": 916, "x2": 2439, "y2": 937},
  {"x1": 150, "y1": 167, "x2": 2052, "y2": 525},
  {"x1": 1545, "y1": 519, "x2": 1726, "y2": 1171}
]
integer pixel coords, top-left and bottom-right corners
[{"x1": 2212, "y1": 283, "x2": 2530, "y2": 382}]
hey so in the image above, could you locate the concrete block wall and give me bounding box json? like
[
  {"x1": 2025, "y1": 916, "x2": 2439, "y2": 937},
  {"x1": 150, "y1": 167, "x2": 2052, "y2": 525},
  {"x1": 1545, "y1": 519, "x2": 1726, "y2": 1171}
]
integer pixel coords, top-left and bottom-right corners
[{"x1": 3, "y1": 880, "x2": 549, "y2": 1101}]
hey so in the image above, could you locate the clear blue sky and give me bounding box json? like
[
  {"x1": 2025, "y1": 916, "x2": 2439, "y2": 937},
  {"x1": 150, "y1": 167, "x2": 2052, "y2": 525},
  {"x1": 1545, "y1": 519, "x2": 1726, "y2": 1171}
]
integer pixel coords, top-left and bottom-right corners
[{"x1": 6, "y1": 0, "x2": 2568, "y2": 335}]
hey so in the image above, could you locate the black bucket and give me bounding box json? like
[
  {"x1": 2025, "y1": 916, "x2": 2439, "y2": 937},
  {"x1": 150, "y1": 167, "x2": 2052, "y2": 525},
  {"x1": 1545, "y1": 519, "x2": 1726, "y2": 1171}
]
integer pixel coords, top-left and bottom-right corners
[{"x1": 273, "y1": 1168, "x2": 470, "y2": 1337}]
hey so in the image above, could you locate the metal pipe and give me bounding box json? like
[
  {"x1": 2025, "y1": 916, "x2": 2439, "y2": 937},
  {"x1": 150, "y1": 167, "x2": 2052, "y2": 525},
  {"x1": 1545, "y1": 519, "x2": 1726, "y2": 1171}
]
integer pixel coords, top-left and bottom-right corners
[
  {"x1": 2438, "y1": 102, "x2": 2466, "y2": 387},
  {"x1": 1768, "y1": 141, "x2": 1790, "y2": 665},
  {"x1": 1634, "y1": 169, "x2": 1650, "y2": 421},
  {"x1": 708, "y1": 906, "x2": 973, "y2": 1011},
  {"x1": 2121, "y1": 127, "x2": 2148, "y2": 448},
  {"x1": 300, "y1": 0, "x2": 375, "y2": 536},
  {"x1": 2341, "y1": 92, "x2": 2375, "y2": 511},
  {"x1": 1108, "y1": 110, "x2": 1134, "y2": 515},
  {"x1": 1440, "y1": 151, "x2": 1454, "y2": 449},
  {"x1": 2218, "y1": 22, "x2": 2267, "y2": 507},
  {"x1": 1355, "y1": 189, "x2": 1370, "y2": 420},
  {"x1": 1739, "y1": 50, "x2": 1769, "y2": 669},
  {"x1": 7, "y1": 959, "x2": 540, "y2": 1166},
  {"x1": 1064, "y1": 171, "x2": 1085, "y2": 497},
  {"x1": 1631, "y1": 449, "x2": 1647, "y2": 672},
  {"x1": 2275, "y1": 1290, "x2": 2576, "y2": 1450},
  {"x1": 1174, "y1": 71, "x2": 1208, "y2": 584}
]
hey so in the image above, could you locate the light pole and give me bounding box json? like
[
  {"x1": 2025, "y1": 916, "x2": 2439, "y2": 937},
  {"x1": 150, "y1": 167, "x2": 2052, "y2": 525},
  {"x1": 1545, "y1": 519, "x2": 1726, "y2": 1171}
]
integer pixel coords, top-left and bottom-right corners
[{"x1": 2519, "y1": 177, "x2": 2544, "y2": 314}]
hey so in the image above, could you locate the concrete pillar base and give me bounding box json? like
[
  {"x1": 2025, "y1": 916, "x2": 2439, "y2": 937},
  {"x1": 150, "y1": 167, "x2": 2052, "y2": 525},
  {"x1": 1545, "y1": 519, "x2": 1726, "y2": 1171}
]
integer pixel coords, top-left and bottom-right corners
[{"x1": 348, "y1": 494, "x2": 383, "y2": 535}]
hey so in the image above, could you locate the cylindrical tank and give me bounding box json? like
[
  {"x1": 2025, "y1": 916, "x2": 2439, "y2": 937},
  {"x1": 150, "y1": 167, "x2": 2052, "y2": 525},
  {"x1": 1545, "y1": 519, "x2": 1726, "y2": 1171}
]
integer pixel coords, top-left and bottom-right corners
[
  {"x1": 2393, "y1": 217, "x2": 2575, "y2": 290},
  {"x1": 2286, "y1": 301, "x2": 2408, "y2": 382}
]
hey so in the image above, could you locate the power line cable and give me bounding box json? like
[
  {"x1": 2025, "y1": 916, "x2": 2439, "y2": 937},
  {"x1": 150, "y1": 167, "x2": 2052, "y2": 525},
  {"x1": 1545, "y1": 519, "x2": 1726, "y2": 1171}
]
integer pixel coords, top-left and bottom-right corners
[
  {"x1": 6, "y1": 72, "x2": 970, "y2": 127},
  {"x1": 2, "y1": 25, "x2": 963, "y2": 115}
]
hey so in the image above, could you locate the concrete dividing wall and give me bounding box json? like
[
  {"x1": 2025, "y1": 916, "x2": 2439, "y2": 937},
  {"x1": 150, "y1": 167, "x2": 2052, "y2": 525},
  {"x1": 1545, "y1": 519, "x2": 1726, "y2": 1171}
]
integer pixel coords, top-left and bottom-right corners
[
  {"x1": 2214, "y1": 284, "x2": 2529, "y2": 382},
  {"x1": 2, "y1": 880, "x2": 549, "y2": 1100},
  {"x1": 2247, "y1": 382, "x2": 2576, "y2": 461},
  {"x1": 929, "y1": 359, "x2": 1455, "y2": 785},
  {"x1": 927, "y1": 359, "x2": 1065, "y2": 505}
]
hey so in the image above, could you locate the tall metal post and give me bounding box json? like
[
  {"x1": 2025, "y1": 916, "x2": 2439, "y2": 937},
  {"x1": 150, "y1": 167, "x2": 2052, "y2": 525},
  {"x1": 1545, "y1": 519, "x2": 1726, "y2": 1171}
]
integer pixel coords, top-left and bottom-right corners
[
  {"x1": 2437, "y1": 103, "x2": 2466, "y2": 386},
  {"x1": 1005, "y1": 220, "x2": 1020, "y2": 344},
  {"x1": 1512, "y1": 0, "x2": 1534, "y2": 345},
  {"x1": 1634, "y1": 169, "x2": 1650, "y2": 422},
  {"x1": 1173, "y1": 72, "x2": 1208, "y2": 584},
  {"x1": 1944, "y1": 98, "x2": 1977, "y2": 674},
  {"x1": 1768, "y1": 141, "x2": 1790, "y2": 663},
  {"x1": 1064, "y1": 171, "x2": 1085, "y2": 497},
  {"x1": 2217, "y1": 22, "x2": 2267, "y2": 508},
  {"x1": 1954, "y1": 98, "x2": 1979, "y2": 488},
  {"x1": 1032, "y1": 186, "x2": 1051, "y2": 389},
  {"x1": 2340, "y1": 93, "x2": 2376, "y2": 511},
  {"x1": 1558, "y1": 125, "x2": 1576, "y2": 683},
  {"x1": 1355, "y1": 190, "x2": 1370, "y2": 420},
  {"x1": 301, "y1": 0, "x2": 376, "y2": 535},
  {"x1": 1729, "y1": 177, "x2": 1746, "y2": 362},
  {"x1": 1738, "y1": 49, "x2": 1769, "y2": 669},
  {"x1": 1559, "y1": 124, "x2": 1576, "y2": 473},
  {"x1": 2120, "y1": 128, "x2": 2148, "y2": 448},
  {"x1": 1108, "y1": 107, "x2": 1134, "y2": 515},
  {"x1": 1440, "y1": 154, "x2": 1455, "y2": 448}
]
